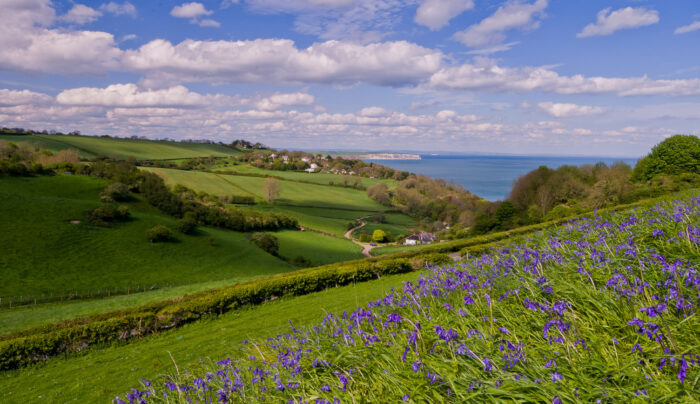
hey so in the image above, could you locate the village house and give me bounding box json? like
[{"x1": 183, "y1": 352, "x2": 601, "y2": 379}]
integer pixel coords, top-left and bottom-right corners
[{"x1": 404, "y1": 232, "x2": 437, "y2": 246}]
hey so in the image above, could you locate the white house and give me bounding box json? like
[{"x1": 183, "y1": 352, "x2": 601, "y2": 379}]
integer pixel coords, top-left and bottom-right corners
[
  {"x1": 301, "y1": 157, "x2": 311, "y2": 163},
  {"x1": 404, "y1": 232, "x2": 437, "y2": 245}
]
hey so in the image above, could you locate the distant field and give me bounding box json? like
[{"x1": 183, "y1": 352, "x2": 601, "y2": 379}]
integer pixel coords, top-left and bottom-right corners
[
  {"x1": 143, "y1": 167, "x2": 386, "y2": 211},
  {"x1": 0, "y1": 272, "x2": 419, "y2": 403},
  {"x1": 0, "y1": 134, "x2": 239, "y2": 160},
  {"x1": 274, "y1": 230, "x2": 364, "y2": 266},
  {"x1": 0, "y1": 175, "x2": 294, "y2": 301},
  {"x1": 244, "y1": 205, "x2": 365, "y2": 237},
  {"x1": 214, "y1": 164, "x2": 396, "y2": 188},
  {"x1": 352, "y1": 222, "x2": 414, "y2": 239}
]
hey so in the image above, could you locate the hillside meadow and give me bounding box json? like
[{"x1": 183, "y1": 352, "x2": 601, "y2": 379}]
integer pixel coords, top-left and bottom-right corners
[{"x1": 0, "y1": 175, "x2": 295, "y2": 302}]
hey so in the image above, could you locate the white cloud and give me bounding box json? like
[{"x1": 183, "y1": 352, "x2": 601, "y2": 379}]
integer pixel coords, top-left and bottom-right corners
[
  {"x1": 0, "y1": 89, "x2": 53, "y2": 106},
  {"x1": 170, "y1": 2, "x2": 213, "y2": 18},
  {"x1": 100, "y1": 2, "x2": 137, "y2": 18},
  {"x1": 577, "y1": 7, "x2": 659, "y2": 38},
  {"x1": 123, "y1": 38, "x2": 442, "y2": 87},
  {"x1": 198, "y1": 19, "x2": 221, "y2": 27},
  {"x1": 674, "y1": 21, "x2": 700, "y2": 35},
  {"x1": 414, "y1": 0, "x2": 474, "y2": 31},
  {"x1": 61, "y1": 4, "x2": 102, "y2": 25},
  {"x1": 537, "y1": 102, "x2": 604, "y2": 117},
  {"x1": 427, "y1": 58, "x2": 700, "y2": 97},
  {"x1": 0, "y1": 0, "x2": 122, "y2": 75},
  {"x1": 466, "y1": 41, "x2": 519, "y2": 55},
  {"x1": 256, "y1": 92, "x2": 315, "y2": 110},
  {"x1": 245, "y1": 0, "x2": 355, "y2": 13},
  {"x1": 245, "y1": 0, "x2": 409, "y2": 42},
  {"x1": 453, "y1": 0, "x2": 547, "y2": 47},
  {"x1": 56, "y1": 84, "x2": 230, "y2": 107},
  {"x1": 359, "y1": 106, "x2": 390, "y2": 117}
]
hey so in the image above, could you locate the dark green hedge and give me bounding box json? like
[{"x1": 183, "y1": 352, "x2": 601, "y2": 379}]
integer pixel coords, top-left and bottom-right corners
[{"x1": 0, "y1": 253, "x2": 451, "y2": 371}]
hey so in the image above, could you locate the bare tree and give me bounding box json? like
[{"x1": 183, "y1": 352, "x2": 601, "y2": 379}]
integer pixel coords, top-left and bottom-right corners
[{"x1": 264, "y1": 177, "x2": 280, "y2": 202}]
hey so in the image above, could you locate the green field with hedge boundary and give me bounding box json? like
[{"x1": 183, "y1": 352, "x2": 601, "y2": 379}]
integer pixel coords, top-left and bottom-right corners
[{"x1": 0, "y1": 190, "x2": 693, "y2": 372}]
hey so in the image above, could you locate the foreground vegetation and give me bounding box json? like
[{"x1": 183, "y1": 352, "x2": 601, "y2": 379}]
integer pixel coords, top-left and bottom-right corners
[{"x1": 117, "y1": 193, "x2": 700, "y2": 403}]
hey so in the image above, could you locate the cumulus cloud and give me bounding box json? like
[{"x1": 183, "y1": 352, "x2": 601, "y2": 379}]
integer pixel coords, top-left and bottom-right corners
[
  {"x1": 171, "y1": 2, "x2": 213, "y2": 18},
  {"x1": 359, "y1": 106, "x2": 390, "y2": 117},
  {"x1": 453, "y1": 0, "x2": 547, "y2": 47},
  {"x1": 674, "y1": 21, "x2": 700, "y2": 35},
  {"x1": 414, "y1": 0, "x2": 474, "y2": 31},
  {"x1": 537, "y1": 102, "x2": 604, "y2": 117},
  {"x1": 0, "y1": 89, "x2": 53, "y2": 106},
  {"x1": 0, "y1": 0, "x2": 122, "y2": 74},
  {"x1": 256, "y1": 92, "x2": 315, "y2": 110},
  {"x1": 122, "y1": 38, "x2": 442, "y2": 87},
  {"x1": 100, "y1": 2, "x2": 137, "y2": 18},
  {"x1": 245, "y1": 0, "x2": 355, "y2": 13},
  {"x1": 61, "y1": 4, "x2": 102, "y2": 25},
  {"x1": 427, "y1": 58, "x2": 700, "y2": 97},
  {"x1": 56, "y1": 84, "x2": 231, "y2": 107},
  {"x1": 577, "y1": 7, "x2": 659, "y2": 38}
]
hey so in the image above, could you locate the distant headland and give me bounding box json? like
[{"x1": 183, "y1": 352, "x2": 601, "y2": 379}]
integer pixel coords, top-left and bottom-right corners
[{"x1": 339, "y1": 153, "x2": 421, "y2": 160}]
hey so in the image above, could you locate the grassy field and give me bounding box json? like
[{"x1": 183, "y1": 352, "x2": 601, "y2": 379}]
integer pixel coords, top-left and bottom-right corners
[
  {"x1": 352, "y1": 221, "x2": 415, "y2": 239},
  {"x1": 370, "y1": 243, "x2": 429, "y2": 256},
  {"x1": 274, "y1": 230, "x2": 364, "y2": 265},
  {"x1": 214, "y1": 163, "x2": 396, "y2": 188},
  {"x1": 244, "y1": 205, "x2": 364, "y2": 237},
  {"x1": 143, "y1": 167, "x2": 386, "y2": 211},
  {"x1": 0, "y1": 175, "x2": 294, "y2": 302},
  {"x1": 0, "y1": 134, "x2": 239, "y2": 160},
  {"x1": 0, "y1": 272, "x2": 420, "y2": 403}
]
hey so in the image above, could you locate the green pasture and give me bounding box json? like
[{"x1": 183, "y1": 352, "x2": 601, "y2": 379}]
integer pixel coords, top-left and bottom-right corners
[
  {"x1": 1, "y1": 134, "x2": 239, "y2": 160},
  {"x1": 0, "y1": 272, "x2": 419, "y2": 403},
  {"x1": 0, "y1": 175, "x2": 294, "y2": 301},
  {"x1": 0, "y1": 134, "x2": 97, "y2": 158},
  {"x1": 214, "y1": 163, "x2": 396, "y2": 188},
  {"x1": 143, "y1": 167, "x2": 386, "y2": 211},
  {"x1": 244, "y1": 205, "x2": 366, "y2": 237},
  {"x1": 273, "y1": 230, "x2": 364, "y2": 266}
]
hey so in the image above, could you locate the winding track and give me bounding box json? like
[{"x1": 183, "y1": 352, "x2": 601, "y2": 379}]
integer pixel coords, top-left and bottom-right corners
[{"x1": 344, "y1": 218, "x2": 376, "y2": 257}]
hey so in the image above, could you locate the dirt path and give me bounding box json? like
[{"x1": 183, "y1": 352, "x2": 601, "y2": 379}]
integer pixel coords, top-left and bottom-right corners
[{"x1": 344, "y1": 218, "x2": 375, "y2": 258}]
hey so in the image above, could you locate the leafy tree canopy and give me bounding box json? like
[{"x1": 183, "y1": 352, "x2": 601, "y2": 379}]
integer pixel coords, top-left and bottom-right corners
[{"x1": 632, "y1": 135, "x2": 700, "y2": 182}]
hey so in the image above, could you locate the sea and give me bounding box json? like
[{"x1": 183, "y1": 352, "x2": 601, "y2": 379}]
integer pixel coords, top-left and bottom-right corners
[{"x1": 364, "y1": 155, "x2": 640, "y2": 202}]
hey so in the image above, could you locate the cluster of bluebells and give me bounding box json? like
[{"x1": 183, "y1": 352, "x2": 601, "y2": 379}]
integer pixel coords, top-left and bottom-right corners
[{"x1": 116, "y1": 196, "x2": 700, "y2": 403}]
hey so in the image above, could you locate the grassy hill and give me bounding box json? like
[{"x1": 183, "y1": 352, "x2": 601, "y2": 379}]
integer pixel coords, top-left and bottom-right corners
[
  {"x1": 142, "y1": 167, "x2": 386, "y2": 211},
  {"x1": 0, "y1": 175, "x2": 294, "y2": 302},
  {"x1": 0, "y1": 272, "x2": 418, "y2": 403},
  {"x1": 0, "y1": 134, "x2": 240, "y2": 160}
]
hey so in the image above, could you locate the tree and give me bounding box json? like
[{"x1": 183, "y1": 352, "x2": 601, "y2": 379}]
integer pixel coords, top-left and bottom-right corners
[
  {"x1": 146, "y1": 225, "x2": 173, "y2": 243},
  {"x1": 367, "y1": 182, "x2": 391, "y2": 205},
  {"x1": 372, "y1": 229, "x2": 388, "y2": 243},
  {"x1": 632, "y1": 135, "x2": 700, "y2": 182},
  {"x1": 176, "y1": 211, "x2": 198, "y2": 234},
  {"x1": 251, "y1": 232, "x2": 279, "y2": 255},
  {"x1": 264, "y1": 177, "x2": 280, "y2": 202}
]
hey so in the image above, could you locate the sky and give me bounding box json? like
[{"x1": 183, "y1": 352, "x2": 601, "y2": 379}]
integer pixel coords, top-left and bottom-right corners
[{"x1": 0, "y1": 0, "x2": 699, "y2": 156}]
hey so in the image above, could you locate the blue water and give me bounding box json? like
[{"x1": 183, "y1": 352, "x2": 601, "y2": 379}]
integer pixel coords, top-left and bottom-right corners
[{"x1": 366, "y1": 155, "x2": 640, "y2": 201}]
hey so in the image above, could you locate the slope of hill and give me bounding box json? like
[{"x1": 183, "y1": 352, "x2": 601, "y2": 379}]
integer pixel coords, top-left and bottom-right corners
[
  {"x1": 0, "y1": 134, "x2": 240, "y2": 160},
  {"x1": 0, "y1": 175, "x2": 294, "y2": 302}
]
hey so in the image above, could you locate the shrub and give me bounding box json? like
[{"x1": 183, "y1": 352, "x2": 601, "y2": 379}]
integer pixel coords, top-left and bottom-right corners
[
  {"x1": 372, "y1": 229, "x2": 389, "y2": 243},
  {"x1": 86, "y1": 205, "x2": 130, "y2": 226},
  {"x1": 99, "y1": 182, "x2": 132, "y2": 202},
  {"x1": 359, "y1": 233, "x2": 372, "y2": 243},
  {"x1": 632, "y1": 134, "x2": 700, "y2": 182},
  {"x1": 251, "y1": 232, "x2": 279, "y2": 255},
  {"x1": 176, "y1": 212, "x2": 198, "y2": 234},
  {"x1": 290, "y1": 256, "x2": 312, "y2": 267},
  {"x1": 146, "y1": 225, "x2": 173, "y2": 243}
]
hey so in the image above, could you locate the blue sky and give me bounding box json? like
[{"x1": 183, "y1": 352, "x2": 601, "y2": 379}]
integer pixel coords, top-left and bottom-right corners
[{"x1": 1, "y1": 0, "x2": 699, "y2": 156}]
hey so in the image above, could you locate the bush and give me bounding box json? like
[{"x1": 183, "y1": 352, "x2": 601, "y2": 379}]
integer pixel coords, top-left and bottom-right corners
[
  {"x1": 177, "y1": 212, "x2": 198, "y2": 234},
  {"x1": 251, "y1": 232, "x2": 279, "y2": 255},
  {"x1": 372, "y1": 229, "x2": 389, "y2": 243},
  {"x1": 99, "y1": 182, "x2": 132, "y2": 202},
  {"x1": 290, "y1": 256, "x2": 312, "y2": 267},
  {"x1": 146, "y1": 225, "x2": 173, "y2": 243},
  {"x1": 632, "y1": 134, "x2": 700, "y2": 182},
  {"x1": 86, "y1": 205, "x2": 130, "y2": 226},
  {"x1": 359, "y1": 233, "x2": 372, "y2": 243}
]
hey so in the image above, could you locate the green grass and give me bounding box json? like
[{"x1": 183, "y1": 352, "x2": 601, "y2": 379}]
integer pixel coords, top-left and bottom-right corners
[
  {"x1": 0, "y1": 175, "x2": 294, "y2": 301},
  {"x1": 144, "y1": 167, "x2": 386, "y2": 211},
  {"x1": 0, "y1": 278, "x2": 268, "y2": 334},
  {"x1": 244, "y1": 205, "x2": 364, "y2": 237},
  {"x1": 214, "y1": 163, "x2": 396, "y2": 188},
  {"x1": 371, "y1": 243, "x2": 430, "y2": 256},
  {"x1": 1, "y1": 134, "x2": 240, "y2": 160},
  {"x1": 0, "y1": 272, "x2": 419, "y2": 403},
  {"x1": 0, "y1": 134, "x2": 97, "y2": 158},
  {"x1": 274, "y1": 230, "x2": 364, "y2": 266},
  {"x1": 353, "y1": 222, "x2": 414, "y2": 239}
]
